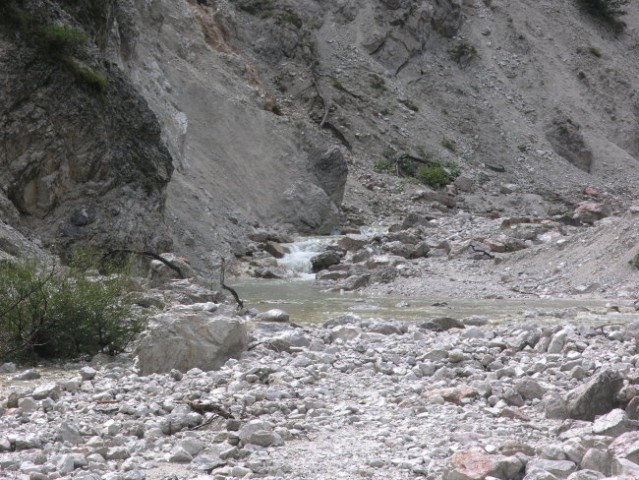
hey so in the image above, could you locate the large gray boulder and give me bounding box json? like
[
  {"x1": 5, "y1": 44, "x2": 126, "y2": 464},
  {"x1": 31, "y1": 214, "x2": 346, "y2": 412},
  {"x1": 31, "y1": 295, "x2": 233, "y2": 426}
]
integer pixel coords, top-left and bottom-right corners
[
  {"x1": 135, "y1": 311, "x2": 248, "y2": 375},
  {"x1": 566, "y1": 369, "x2": 623, "y2": 421},
  {"x1": 309, "y1": 147, "x2": 348, "y2": 206},
  {"x1": 279, "y1": 182, "x2": 341, "y2": 234},
  {"x1": 545, "y1": 116, "x2": 593, "y2": 173}
]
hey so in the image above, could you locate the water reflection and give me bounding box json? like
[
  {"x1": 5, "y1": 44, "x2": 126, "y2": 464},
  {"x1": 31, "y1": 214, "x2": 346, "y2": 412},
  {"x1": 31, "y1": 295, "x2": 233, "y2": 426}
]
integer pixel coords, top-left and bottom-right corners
[{"x1": 235, "y1": 279, "x2": 626, "y2": 326}]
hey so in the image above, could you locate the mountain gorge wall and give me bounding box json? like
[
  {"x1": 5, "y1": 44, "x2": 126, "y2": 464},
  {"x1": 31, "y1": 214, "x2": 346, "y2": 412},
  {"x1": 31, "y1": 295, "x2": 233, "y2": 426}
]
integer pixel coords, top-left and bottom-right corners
[
  {"x1": 3, "y1": 0, "x2": 639, "y2": 275},
  {"x1": 0, "y1": 1, "x2": 174, "y2": 255}
]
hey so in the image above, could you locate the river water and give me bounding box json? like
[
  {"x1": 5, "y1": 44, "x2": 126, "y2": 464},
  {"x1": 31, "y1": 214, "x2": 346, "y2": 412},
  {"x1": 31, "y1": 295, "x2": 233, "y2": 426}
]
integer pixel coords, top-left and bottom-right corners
[
  {"x1": 235, "y1": 235, "x2": 636, "y2": 326},
  {"x1": 235, "y1": 279, "x2": 628, "y2": 326}
]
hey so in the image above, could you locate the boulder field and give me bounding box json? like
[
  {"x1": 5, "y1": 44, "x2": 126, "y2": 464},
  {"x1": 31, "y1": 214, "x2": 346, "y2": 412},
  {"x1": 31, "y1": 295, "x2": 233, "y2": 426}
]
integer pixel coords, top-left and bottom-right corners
[{"x1": 2, "y1": 303, "x2": 639, "y2": 479}]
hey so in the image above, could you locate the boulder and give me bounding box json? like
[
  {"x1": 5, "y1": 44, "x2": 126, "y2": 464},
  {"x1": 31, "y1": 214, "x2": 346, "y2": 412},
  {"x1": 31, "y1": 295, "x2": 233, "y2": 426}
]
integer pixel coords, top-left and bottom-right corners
[
  {"x1": 566, "y1": 369, "x2": 623, "y2": 421},
  {"x1": 580, "y1": 448, "x2": 611, "y2": 476},
  {"x1": 401, "y1": 212, "x2": 435, "y2": 229},
  {"x1": 420, "y1": 317, "x2": 465, "y2": 331},
  {"x1": 134, "y1": 312, "x2": 248, "y2": 375},
  {"x1": 149, "y1": 253, "x2": 195, "y2": 286},
  {"x1": 526, "y1": 459, "x2": 577, "y2": 479},
  {"x1": 545, "y1": 116, "x2": 593, "y2": 173},
  {"x1": 573, "y1": 202, "x2": 610, "y2": 225},
  {"x1": 443, "y1": 451, "x2": 522, "y2": 480},
  {"x1": 340, "y1": 274, "x2": 370, "y2": 291},
  {"x1": 565, "y1": 470, "x2": 605, "y2": 480},
  {"x1": 256, "y1": 309, "x2": 290, "y2": 323},
  {"x1": 263, "y1": 241, "x2": 289, "y2": 259},
  {"x1": 238, "y1": 420, "x2": 282, "y2": 447},
  {"x1": 338, "y1": 235, "x2": 368, "y2": 252},
  {"x1": 309, "y1": 147, "x2": 348, "y2": 205},
  {"x1": 311, "y1": 251, "x2": 342, "y2": 272},
  {"x1": 592, "y1": 409, "x2": 639, "y2": 437},
  {"x1": 610, "y1": 431, "x2": 639, "y2": 464},
  {"x1": 280, "y1": 182, "x2": 341, "y2": 234},
  {"x1": 611, "y1": 458, "x2": 639, "y2": 476}
]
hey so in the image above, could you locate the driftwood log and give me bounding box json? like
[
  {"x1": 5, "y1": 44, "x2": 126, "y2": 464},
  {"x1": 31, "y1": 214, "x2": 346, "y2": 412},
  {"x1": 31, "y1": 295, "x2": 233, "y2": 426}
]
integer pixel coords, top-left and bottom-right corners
[
  {"x1": 220, "y1": 258, "x2": 243, "y2": 310},
  {"x1": 102, "y1": 249, "x2": 184, "y2": 278}
]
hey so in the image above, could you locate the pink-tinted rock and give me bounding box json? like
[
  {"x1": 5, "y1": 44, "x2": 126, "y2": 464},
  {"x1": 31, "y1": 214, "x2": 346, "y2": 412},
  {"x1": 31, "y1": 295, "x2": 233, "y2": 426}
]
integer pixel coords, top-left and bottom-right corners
[
  {"x1": 610, "y1": 431, "x2": 639, "y2": 464},
  {"x1": 443, "y1": 451, "x2": 522, "y2": 480}
]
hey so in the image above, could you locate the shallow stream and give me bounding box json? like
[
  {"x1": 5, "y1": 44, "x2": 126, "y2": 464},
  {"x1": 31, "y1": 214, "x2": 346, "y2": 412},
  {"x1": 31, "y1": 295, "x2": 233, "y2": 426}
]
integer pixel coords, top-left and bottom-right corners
[
  {"x1": 236, "y1": 277, "x2": 626, "y2": 327},
  {"x1": 235, "y1": 234, "x2": 639, "y2": 326}
]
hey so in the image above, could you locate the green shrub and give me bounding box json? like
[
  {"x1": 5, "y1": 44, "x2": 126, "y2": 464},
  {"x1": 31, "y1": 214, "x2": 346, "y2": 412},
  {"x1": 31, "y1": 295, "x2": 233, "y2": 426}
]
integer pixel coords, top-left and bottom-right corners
[
  {"x1": 442, "y1": 137, "x2": 457, "y2": 152},
  {"x1": 0, "y1": 3, "x2": 108, "y2": 92},
  {"x1": 374, "y1": 155, "x2": 416, "y2": 177},
  {"x1": 588, "y1": 46, "x2": 602, "y2": 57},
  {"x1": 449, "y1": 42, "x2": 478, "y2": 67},
  {"x1": 416, "y1": 164, "x2": 452, "y2": 189},
  {"x1": 374, "y1": 159, "x2": 395, "y2": 173},
  {"x1": 577, "y1": 0, "x2": 630, "y2": 30},
  {"x1": 370, "y1": 74, "x2": 387, "y2": 91},
  {"x1": 37, "y1": 24, "x2": 88, "y2": 54},
  {"x1": 0, "y1": 259, "x2": 142, "y2": 361},
  {"x1": 66, "y1": 59, "x2": 108, "y2": 92}
]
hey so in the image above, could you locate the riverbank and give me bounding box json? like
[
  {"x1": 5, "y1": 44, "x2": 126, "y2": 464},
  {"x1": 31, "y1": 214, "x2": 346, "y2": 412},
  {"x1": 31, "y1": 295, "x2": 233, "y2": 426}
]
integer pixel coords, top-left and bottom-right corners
[{"x1": 2, "y1": 305, "x2": 639, "y2": 479}]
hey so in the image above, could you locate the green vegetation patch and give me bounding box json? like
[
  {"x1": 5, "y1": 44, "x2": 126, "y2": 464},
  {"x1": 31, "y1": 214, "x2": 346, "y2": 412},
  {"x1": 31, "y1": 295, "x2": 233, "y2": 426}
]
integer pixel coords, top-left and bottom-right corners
[
  {"x1": 576, "y1": 0, "x2": 630, "y2": 31},
  {"x1": 38, "y1": 23, "x2": 88, "y2": 53},
  {"x1": 441, "y1": 137, "x2": 457, "y2": 152},
  {"x1": 416, "y1": 164, "x2": 453, "y2": 189},
  {"x1": 375, "y1": 149, "x2": 460, "y2": 190},
  {"x1": 235, "y1": 0, "x2": 276, "y2": 16},
  {"x1": 0, "y1": 257, "x2": 142, "y2": 361},
  {"x1": 449, "y1": 42, "x2": 478, "y2": 67},
  {"x1": 0, "y1": 0, "x2": 108, "y2": 93}
]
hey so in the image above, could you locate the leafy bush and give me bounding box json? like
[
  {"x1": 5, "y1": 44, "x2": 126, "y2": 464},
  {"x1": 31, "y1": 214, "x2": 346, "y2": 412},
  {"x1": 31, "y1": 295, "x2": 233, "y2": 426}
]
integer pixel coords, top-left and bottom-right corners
[
  {"x1": 0, "y1": 2, "x2": 108, "y2": 92},
  {"x1": 370, "y1": 74, "x2": 387, "y2": 91},
  {"x1": 67, "y1": 59, "x2": 108, "y2": 92},
  {"x1": 0, "y1": 259, "x2": 142, "y2": 361},
  {"x1": 449, "y1": 42, "x2": 478, "y2": 67},
  {"x1": 441, "y1": 137, "x2": 457, "y2": 152},
  {"x1": 416, "y1": 164, "x2": 452, "y2": 189},
  {"x1": 577, "y1": 0, "x2": 630, "y2": 30},
  {"x1": 374, "y1": 159, "x2": 395, "y2": 173},
  {"x1": 37, "y1": 24, "x2": 88, "y2": 54}
]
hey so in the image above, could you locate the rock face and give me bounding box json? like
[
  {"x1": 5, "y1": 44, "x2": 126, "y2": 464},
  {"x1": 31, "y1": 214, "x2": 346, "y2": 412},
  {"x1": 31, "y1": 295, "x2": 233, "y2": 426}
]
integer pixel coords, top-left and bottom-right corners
[
  {"x1": 134, "y1": 310, "x2": 248, "y2": 375},
  {"x1": 545, "y1": 117, "x2": 594, "y2": 173},
  {"x1": 309, "y1": 147, "x2": 348, "y2": 206},
  {"x1": 0, "y1": 2, "x2": 174, "y2": 253}
]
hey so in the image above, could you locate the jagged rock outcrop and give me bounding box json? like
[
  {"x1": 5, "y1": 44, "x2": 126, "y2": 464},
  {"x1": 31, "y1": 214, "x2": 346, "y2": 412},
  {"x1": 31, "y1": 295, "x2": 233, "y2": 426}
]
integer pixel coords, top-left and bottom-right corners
[
  {"x1": 545, "y1": 116, "x2": 594, "y2": 173},
  {"x1": 0, "y1": 1, "x2": 173, "y2": 253}
]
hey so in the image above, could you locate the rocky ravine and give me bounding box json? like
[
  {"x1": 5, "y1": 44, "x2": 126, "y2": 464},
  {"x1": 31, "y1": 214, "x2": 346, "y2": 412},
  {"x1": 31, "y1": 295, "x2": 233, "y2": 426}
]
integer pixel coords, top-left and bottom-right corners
[
  {"x1": 6, "y1": 0, "x2": 639, "y2": 281},
  {"x1": 3, "y1": 298, "x2": 639, "y2": 479}
]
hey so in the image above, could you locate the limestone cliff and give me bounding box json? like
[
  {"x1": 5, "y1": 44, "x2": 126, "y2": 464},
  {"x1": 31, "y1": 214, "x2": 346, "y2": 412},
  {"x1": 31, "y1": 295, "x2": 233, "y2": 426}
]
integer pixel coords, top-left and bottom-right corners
[
  {"x1": 0, "y1": 0, "x2": 173, "y2": 256},
  {"x1": 3, "y1": 0, "x2": 639, "y2": 276}
]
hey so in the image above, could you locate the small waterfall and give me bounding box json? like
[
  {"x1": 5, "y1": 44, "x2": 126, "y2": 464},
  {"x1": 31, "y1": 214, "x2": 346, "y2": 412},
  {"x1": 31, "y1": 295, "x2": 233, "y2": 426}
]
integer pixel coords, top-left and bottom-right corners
[{"x1": 278, "y1": 237, "x2": 337, "y2": 279}]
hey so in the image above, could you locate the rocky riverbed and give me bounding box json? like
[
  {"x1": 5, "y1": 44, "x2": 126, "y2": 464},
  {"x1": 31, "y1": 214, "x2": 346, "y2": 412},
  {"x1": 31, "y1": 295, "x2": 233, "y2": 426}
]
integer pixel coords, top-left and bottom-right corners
[{"x1": 2, "y1": 302, "x2": 639, "y2": 480}]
